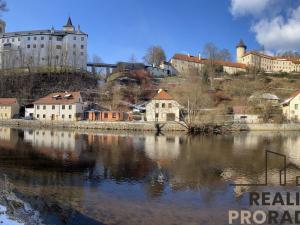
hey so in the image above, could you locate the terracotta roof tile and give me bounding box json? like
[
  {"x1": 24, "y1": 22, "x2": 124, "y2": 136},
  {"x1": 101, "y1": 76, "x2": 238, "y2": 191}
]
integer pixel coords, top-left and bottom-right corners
[
  {"x1": 0, "y1": 98, "x2": 18, "y2": 106},
  {"x1": 172, "y1": 54, "x2": 247, "y2": 69},
  {"x1": 33, "y1": 92, "x2": 82, "y2": 105},
  {"x1": 152, "y1": 90, "x2": 173, "y2": 100}
]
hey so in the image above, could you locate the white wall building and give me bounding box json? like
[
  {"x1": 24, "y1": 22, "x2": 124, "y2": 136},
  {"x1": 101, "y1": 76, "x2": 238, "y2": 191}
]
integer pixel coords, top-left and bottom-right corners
[
  {"x1": 32, "y1": 91, "x2": 84, "y2": 121},
  {"x1": 0, "y1": 17, "x2": 87, "y2": 70},
  {"x1": 146, "y1": 89, "x2": 181, "y2": 122}
]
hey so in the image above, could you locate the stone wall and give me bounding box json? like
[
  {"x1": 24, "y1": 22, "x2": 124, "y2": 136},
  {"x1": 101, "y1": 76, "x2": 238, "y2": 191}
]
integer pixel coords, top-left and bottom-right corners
[{"x1": 0, "y1": 119, "x2": 188, "y2": 131}]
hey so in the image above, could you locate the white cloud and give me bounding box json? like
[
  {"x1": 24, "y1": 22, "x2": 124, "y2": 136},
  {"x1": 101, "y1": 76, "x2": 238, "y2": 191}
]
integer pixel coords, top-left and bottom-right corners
[
  {"x1": 252, "y1": 6, "x2": 300, "y2": 51},
  {"x1": 230, "y1": 0, "x2": 272, "y2": 16}
]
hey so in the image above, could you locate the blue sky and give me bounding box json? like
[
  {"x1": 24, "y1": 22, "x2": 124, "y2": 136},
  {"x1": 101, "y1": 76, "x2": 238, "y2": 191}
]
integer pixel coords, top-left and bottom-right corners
[{"x1": 2, "y1": 0, "x2": 294, "y2": 63}]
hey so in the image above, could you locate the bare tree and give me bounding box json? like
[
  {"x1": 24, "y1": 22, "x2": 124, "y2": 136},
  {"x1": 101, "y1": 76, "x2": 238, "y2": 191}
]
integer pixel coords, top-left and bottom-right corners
[{"x1": 143, "y1": 45, "x2": 166, "y2": 66}]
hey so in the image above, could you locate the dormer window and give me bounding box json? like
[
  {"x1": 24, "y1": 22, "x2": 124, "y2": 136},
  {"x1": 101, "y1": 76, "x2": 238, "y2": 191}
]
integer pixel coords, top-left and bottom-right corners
[
  {"x1": 52, "y1": 94, "x2": 62, "y2": 99},
  {"x1": 64, "y1": 94, "x2": 73, "y2": 99}
]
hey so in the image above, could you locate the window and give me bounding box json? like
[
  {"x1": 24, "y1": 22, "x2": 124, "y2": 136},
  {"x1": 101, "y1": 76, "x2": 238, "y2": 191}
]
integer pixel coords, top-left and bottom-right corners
[
  {"x1": 62, "y1": 115, "x2": 65, "y2": 119},
  {"x1": 27, "y1": 44, "x2": 30, "y2": 48},
  {"x1": 162, "y1": 103, "x2": 166, "y2": 108},
  {"x1": 57, "y1": 37, "x2": 63, "y2": 41},
  {"x1": 27, "y1": 37, "x2": 30, "y2": 41},
  {"x1": 69, "y1": 115, "x2": 72, "y2": 119},
  {"x1": 18, "y1": 37, "x2": 20, "y2": 41},
  {"x1": 41, "y1": 36, "x2": 44, "y2": 40},
  {"x1": 81, "y1": 37, "x2": 84, "y2": 41},
  {"x1": 41, "y1": 44, "x2": 44, "y2": 48},
  {"x1": 12, "y1": 38, "x2": 14, "y2": 42},
  {"x1": 33, "y1": 44, "x2": 36, "y2": 48},
  {"x1": 49, "y1": 36, "x2": 52, "y2": 40},
  {"x1": 52, "y1": 105, "x2": 55, "y2": 110},
  {"x1": 34, "y1": 37, "x2": 37, "y2": 40},
  {"x1": 69, "y1": 105, "x2": 72, "y2": 110},
  {"x1": 80, "y1": 52, "x2": 84, "y2": 56},
  {"x1": 37, "y1": 105, "x2": 40, "y2": 110},
  {"x1": 43, "y1": 114, "x2": 46, "y2": 118},
  {"x1": 81, "y1": 45, "x2": 84, "y2": 49},
  {"x1": 112, "y1": 113, "x2": 116, "y2": 119},
  {"x1": 104, "y1": 113, "x2": 108, "y2": 118},
  {"x1": 73, "y1": 52, "x2": 76, "y2": 56},
  {"x1": 295, "y1": 104, "x2": 298, "y2": 110},
  {"x1": 73, "y1": 36, "x2": 76, "y2": 41},
  {"x1": 73, "y1": 44, "x2": 76, "y2": 48},
  {"x1": 56, "y1": 45, "x2": 62, "y2": 49},
  {"x1": 43, "y1": 105, "x2": 46, "y2": 110},
  {"x1": 155, "y1": 113, "x2": 159, "y2": 118},
  {"x1": 37, "y1": 114, "x2": 40, "y2": 118},
  {"x1": 155, "y1": 103, "x2": 159, "y2": 108},
  {"x1": 62, "y1": 105, "x2": 65, "y2": 110},
  {"x1": 168, "y1": 103, "x2": 172, "y2": 108}
]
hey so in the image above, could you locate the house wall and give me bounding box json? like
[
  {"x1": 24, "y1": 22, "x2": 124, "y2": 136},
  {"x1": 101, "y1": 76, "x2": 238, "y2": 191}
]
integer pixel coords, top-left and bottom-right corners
[
  {"x1": 99, "y1": 112, "x2": 126, "y2": 122},
  {"x1": 283, "y1": 95, "x2": 300, "y2": 121},
  {"x1": 0, "y1": 103, "x2": 19, "y2": 119},
  {"x1": 33, "y1": 102, "x2": 84, "y2": 121},
  {"x1": 233, "y1": 114, "x2": 261, "y2": 124},
  {"x1": 146, "y1": 99, "x2": 180, "y2": 122}
]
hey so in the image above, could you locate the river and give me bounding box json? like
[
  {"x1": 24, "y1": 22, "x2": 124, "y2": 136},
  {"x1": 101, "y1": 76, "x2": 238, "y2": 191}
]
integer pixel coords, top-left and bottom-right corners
[{"x1": 0, "y1": 127, "x2": 300, "y2": 224}]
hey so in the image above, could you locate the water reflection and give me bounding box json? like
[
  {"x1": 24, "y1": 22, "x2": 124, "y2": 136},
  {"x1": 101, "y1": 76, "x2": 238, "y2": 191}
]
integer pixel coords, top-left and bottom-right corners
[{"x1": 0, "y1": 128, "x2": 300, "y2": 224}]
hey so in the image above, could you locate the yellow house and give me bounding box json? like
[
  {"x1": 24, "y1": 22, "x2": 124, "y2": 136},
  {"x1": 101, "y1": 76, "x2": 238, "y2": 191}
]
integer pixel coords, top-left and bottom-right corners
[
  {"x1": 0, "y1": 98, "x2": 20, "y2": 119},
  {"x1": 282, "y1": 91, "x2": 300, "y2": 121}
]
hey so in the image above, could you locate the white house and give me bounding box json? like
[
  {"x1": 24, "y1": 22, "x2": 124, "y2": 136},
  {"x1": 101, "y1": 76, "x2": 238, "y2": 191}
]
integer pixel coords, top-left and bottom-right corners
[
  {"x1": 0, "y1": 17, "x2": 87, "y2": 70},
  {"x1": 145, "y1": 89, "x2": 181, "y2": 122},
  {"x1": 32, "y1": 91, "x2": 84, "y2": 121},
  {"x1": 282, "y1": 90, "x2": 300, "y2": 122}
]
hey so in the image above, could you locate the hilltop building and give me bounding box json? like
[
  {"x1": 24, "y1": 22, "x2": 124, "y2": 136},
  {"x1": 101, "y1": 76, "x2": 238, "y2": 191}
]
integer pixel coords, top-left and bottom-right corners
[
  {"x1": 236, "y1": 40, "x2": 300, "y2": 73},
  {"x1": 170, "y1": 53, "x2": 247, "y2": 75},
  {"x1": 0, "y1": 17, "x2": 87, "y2": 70}
]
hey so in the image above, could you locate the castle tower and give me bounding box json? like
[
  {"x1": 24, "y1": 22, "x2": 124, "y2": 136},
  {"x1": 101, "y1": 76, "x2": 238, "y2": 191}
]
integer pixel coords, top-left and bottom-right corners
[
  {"x1": 0, "y1": 19, "x2": 6, "y2": 34},
  {"x1": 63, "y1": 16, "x2": 75, "y2": 32},
  {"x1": 236, "y1": 39, "x2": 247, "y2": 63}
]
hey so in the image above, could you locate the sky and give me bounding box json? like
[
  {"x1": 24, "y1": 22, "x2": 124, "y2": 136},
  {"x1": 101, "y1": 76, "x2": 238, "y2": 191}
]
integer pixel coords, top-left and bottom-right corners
[{"x1": 2, "y1": 0, "x2": 300, "y2": 63}]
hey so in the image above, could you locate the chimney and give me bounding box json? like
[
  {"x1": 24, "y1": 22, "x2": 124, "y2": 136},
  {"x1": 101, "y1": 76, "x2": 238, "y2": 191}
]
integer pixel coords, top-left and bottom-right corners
[{"x1": 158, "y1": 89, "x2": 163, "y2": 93}]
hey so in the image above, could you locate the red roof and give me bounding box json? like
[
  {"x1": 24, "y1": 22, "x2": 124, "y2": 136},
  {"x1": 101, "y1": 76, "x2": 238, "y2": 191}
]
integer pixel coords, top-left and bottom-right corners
[
  {"x1": 33, "y1": 92, "x2": 82, "y2": 105},
  {"x1": 152, "y1": 90, "x2": 173, "y2": 100},
  {"x1": 0, "y1": 98, "x2": 18, "y2": 106},
  {"x1": 172, "y1": 54, "x2": 247, "y2": 69}
]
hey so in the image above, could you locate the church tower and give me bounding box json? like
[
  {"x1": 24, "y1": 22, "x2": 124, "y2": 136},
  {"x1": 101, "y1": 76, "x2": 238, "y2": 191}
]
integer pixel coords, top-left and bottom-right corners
[
  {"x1": 63, "y1": 17, "x2": 75, "y2": 32},
  {"x1": 0, "y1": 19, "x2": 6, "y2": 34},
  {"x1": 236, "y1": 39, "x2": 247, "y2": 63}
]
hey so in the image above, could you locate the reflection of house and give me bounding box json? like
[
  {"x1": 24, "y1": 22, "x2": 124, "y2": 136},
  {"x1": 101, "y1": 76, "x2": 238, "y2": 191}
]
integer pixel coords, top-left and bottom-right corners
[
  {"x1": 33, "y1": 91, "x2": 84, "y2": 121},
  {"x1": 232, "y1": 106, "x2": 261, "y2": 124},
  {"x1": 145, "y1": 89, "x2": 181, "y2": 122},
  {"x1": 144, "y1": 135, "x2": 180, "y2": 163},
  {"x1": 0, "y1": 127, "x2": 19, "y2": 148},
  {"x1": 282, "y1": 90, "x2": 300, "y2": 122},
  {"x1": 0, "y1": 98, "x2": 19, "y2": 119},
  {"x1": 86, "y1": 110, "x2": 129, "y2": 121}
]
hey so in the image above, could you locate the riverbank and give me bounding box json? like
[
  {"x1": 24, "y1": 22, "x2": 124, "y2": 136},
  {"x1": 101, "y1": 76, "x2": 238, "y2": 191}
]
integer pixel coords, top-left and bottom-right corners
[
  {"x1": 232, "y1": 123, "x2": 300, "y2": 131},
  {"x1": 0, "y1": 119, "x2": 188, "y2": 131}
]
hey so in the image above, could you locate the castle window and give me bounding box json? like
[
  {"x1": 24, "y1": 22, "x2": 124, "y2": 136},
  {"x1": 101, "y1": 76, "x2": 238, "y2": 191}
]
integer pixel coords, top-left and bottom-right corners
[
  {"x1": 56, "y1": 45, "x2": 62, "y2": 49},
  {"x1": 41, "y1": 36, "x2": 44, "y2": 40},
  {"x1": 27, "y1": 37, "x2": 30, "y2": 41},
  {"x1": 18, "y1": 37, "x2": 20, "y2": 41},
  {"x1": 49, "y1": 36, "x2": 52, "y2": 40},
  {"x1": 34, "y1": 37, "x2": 37, "y2": 40},
  {"x1": 33, "y1": 44, "x2": 36, "y2": 48},
  {"x1": 57, "y1": 37, "x2": 63, "y2": 41},
  {"x1": 81, "y1": 37, "x2": 84, "y2": 41},
  {"x1": 73, "y1": 44, "x2": 76, "y2": 48},
  {"x1": 27, "y1": 44, "x2": 30, "y2": 48},
  {"x1": 12, "y1": 38, "x2": 14, "y2": 42},
  {"x1": 41, "y1": 44, "x2": 44, "y2": 48},
  {"x1": 80, "y1": 52, "x2": 84, "y2": 56},
  {"x1": 81, "y1": 45, "x2": 84, "y2": 49},
  {"x1": 73, "y1": 36, "x2": 76, "y2": 41}
]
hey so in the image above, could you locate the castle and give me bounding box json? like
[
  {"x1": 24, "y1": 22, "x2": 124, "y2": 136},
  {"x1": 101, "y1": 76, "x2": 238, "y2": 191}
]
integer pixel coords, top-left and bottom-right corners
[
  {"x1": 0, "y1": 17, "x2": 87, "y2": 70},
  {"x1": 236, "y1": 40, "x2": 300, "y2": 73}
]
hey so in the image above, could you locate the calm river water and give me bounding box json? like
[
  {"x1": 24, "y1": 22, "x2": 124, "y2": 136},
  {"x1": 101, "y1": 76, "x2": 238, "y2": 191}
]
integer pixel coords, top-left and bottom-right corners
[{"x1": 0, "y1": 127, "x2": 300, "y2": 225}]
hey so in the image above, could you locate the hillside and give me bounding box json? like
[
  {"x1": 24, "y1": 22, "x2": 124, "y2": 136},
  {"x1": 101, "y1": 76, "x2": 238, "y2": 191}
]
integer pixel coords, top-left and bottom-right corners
[{"x1": 0, "y1": 72, "x2": 98, "y2": 104}]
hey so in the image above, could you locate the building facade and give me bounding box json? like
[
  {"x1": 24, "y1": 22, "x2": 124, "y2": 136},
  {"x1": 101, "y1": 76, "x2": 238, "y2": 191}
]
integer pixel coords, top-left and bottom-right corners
[
  {"x1": 0, "y1": 17, "x2": 87, "y2": 70},
  {"x1": 282, "y1": 91, "x2": 300, "y2": 122},
  {"x1": 170, "y1": 53, "x2": 247, "y2": 75},
  {"x1": 0, "y1": 98, "x2": 19, "y2": 119},
  {"x1": 33, "y1": 91, "x2": 84, "y2": 121},
  {"x1": 146, "y1": 89, "x2": 181, "y2": 122},
  {"x1": 236, "y1": 40, "x2": 300, "y2": 73}
]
